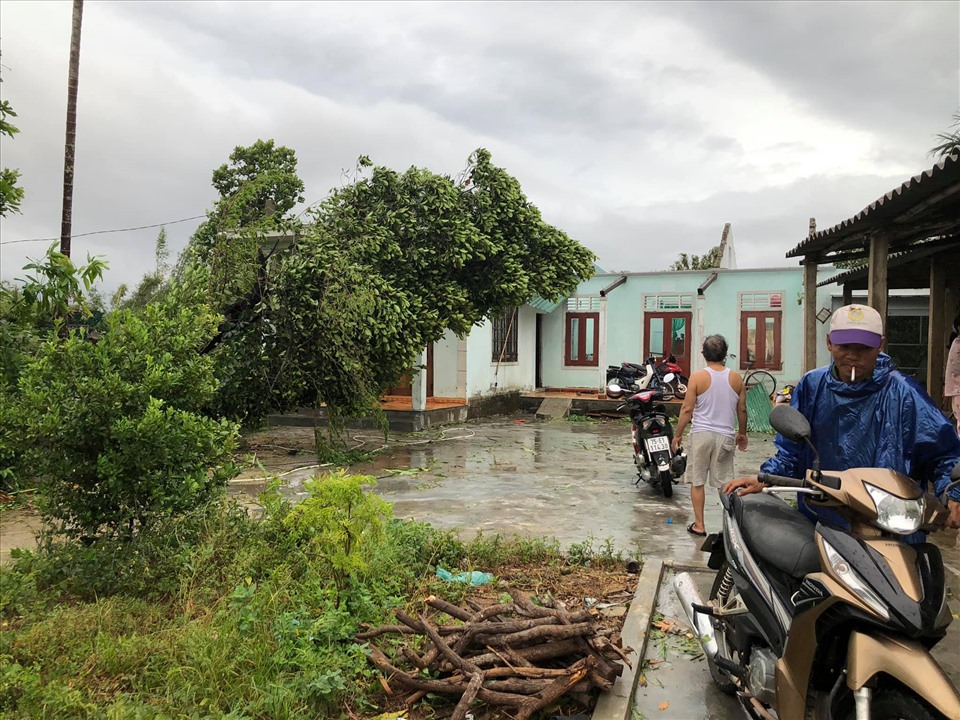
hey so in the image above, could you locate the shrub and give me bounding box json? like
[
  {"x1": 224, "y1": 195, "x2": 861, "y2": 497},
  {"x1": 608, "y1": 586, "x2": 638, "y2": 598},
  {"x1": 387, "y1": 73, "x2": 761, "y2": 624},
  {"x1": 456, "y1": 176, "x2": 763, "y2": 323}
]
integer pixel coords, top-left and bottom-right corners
[{"x1": 15, "y1": 294, "x2": 239, "y2": 540}]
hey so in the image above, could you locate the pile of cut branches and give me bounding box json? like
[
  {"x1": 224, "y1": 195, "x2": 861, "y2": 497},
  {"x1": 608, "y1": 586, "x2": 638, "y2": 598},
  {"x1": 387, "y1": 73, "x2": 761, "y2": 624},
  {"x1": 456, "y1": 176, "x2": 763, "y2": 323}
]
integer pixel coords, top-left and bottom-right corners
[{"x1": 357, "y1": 585, "x2": 632, "y2": 720}]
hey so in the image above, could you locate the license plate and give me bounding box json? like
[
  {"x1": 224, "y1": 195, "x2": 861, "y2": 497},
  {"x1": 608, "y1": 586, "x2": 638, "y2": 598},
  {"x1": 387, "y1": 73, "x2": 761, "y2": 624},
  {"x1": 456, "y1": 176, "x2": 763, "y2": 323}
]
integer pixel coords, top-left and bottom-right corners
[{"x1": 646, "y1": 436, "x2": 670, "y2": 453}]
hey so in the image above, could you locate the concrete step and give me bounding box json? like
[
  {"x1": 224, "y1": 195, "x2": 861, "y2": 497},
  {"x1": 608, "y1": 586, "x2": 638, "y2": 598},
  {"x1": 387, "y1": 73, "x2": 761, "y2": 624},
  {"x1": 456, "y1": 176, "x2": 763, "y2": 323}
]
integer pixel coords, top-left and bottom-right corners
[{"x1": 535, "y1": 397, "x2": 572, "y2": 419}]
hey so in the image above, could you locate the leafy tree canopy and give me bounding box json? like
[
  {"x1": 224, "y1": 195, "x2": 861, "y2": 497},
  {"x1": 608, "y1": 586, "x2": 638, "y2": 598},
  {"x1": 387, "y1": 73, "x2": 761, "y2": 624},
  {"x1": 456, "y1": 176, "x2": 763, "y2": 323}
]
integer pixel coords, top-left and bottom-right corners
[
  {"x1": 212, "y1": 149, "x2": 596, "y2": 434},
  {"x1": 176, "y1": 139, "x2": 306, "y2": 306},
  {"x1": 669, "y1": 244, "x2": 722, "y2": 271},
  {"x1": 0, "y1": 54, "x2": 25, "y2": 217},
  {"x1": 930, "y1": 110, "x2": 960, "y2": 159}
]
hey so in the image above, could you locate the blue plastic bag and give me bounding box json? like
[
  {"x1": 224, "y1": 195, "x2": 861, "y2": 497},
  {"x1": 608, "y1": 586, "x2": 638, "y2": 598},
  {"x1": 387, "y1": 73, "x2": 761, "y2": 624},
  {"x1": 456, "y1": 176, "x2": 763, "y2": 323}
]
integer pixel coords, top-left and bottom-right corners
[{"x1": 435, "y1": 568, "x2": 494, "y2": 585}]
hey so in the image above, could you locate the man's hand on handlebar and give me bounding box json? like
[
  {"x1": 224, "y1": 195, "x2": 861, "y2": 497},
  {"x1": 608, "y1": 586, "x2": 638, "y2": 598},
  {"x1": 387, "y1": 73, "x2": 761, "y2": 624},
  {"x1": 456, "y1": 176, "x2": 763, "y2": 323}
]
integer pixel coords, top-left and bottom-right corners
[{"x1": 723, "y1": 477, "x2": 764, "y2": 496}]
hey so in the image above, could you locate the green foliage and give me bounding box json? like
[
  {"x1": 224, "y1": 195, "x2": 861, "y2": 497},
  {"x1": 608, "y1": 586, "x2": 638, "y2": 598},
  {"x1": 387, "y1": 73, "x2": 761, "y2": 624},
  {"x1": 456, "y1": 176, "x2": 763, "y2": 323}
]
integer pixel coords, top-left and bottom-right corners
[
  {"x1": 283, "y1": 470, "x2": 392, "y2": 591},
  {"x1": 0, "y1": 55, "x2": 24, "y2": 217},
  {"x1": 0, "y1": 490, "x2": 477, "y2": 718},
  {"x1": 15, "y1": 292, "x2": 238, "y2": 539},
  {"x1": 211, "y1": 148, "x2": 596, "y2": 436},
  {"x1": 175, "y1": 139, "x2": 305, "y2": 309},
  {"x1": 669, "y1": 244, "x2": 723, "y2": 271},
  {"x1": 930, "y1": 110, "x2": 960, "y2": 159},
  {"x1": 1, "y1": 244, "x2": 106, "y2": 335},
  {"x1": 0, "y1": 248, "x2": 108, "y2": 488}
]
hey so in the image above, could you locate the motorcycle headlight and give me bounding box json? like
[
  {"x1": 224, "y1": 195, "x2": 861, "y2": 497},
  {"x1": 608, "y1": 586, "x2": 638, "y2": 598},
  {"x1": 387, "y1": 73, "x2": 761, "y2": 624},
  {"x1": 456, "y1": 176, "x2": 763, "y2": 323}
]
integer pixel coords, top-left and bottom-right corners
[
  {"x1": 864, "y1": 484, "x2": 925, "y2": 535},
  {"x1": 821, "y1": 539, "x2": 889, "y2": 620}
]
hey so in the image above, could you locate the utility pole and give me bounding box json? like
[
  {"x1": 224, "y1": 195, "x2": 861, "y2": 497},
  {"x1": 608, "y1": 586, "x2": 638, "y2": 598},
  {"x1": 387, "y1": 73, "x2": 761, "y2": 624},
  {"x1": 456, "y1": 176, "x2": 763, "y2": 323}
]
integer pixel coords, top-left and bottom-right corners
[{"x1": 59, "y1": 0, "x2": 84, "y2": 258}]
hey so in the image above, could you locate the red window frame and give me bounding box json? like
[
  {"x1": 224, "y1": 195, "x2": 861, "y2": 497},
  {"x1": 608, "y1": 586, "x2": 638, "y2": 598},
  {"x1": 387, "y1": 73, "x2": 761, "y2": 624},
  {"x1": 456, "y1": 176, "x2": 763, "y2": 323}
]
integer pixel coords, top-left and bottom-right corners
[
  {"x1": 565, "y1": 312, "x2": 599, "y2": 366},
  {"x1": 740, "y1": 311, "x2": 782, "y2": 370}
]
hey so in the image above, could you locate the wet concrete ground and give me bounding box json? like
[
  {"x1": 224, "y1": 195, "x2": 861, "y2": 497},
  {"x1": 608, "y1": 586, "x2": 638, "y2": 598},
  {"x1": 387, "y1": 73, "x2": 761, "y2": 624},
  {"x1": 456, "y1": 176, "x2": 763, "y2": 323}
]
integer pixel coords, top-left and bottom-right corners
[{"x1": 238, "y1": 415, "x2": 783, "y2": 562}]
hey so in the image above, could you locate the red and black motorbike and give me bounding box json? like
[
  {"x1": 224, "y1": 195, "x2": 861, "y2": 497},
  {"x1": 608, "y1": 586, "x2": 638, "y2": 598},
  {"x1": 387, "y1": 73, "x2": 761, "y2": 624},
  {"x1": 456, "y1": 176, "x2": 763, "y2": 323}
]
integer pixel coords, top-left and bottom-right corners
[
  {"x1": 606, "y1": 354, "x2": 688, "y2": 399},
  {"x1": 609, "y1": 381, "x2": 687, "y2": 497}
]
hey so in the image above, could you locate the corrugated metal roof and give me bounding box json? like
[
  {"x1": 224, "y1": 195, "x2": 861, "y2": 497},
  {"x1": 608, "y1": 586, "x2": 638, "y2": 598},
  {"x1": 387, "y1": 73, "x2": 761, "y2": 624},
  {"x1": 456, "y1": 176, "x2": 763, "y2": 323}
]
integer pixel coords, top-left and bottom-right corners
[
  {"x1": 786, "y1": 153, "x2": 960, "y2": 259},
  {"x1": 817, "y1": 235, "x2": 960, "y2": 289},
  {"x1": 528, "y1": 296, "x2": 563, "y2": 313}
]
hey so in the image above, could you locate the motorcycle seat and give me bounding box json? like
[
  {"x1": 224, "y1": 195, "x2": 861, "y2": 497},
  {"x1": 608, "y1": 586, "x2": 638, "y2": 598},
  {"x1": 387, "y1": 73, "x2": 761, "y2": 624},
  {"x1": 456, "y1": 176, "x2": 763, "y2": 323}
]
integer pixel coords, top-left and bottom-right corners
[{"x1": 733, "y1": 493, "x2": 820, "y2": 579}]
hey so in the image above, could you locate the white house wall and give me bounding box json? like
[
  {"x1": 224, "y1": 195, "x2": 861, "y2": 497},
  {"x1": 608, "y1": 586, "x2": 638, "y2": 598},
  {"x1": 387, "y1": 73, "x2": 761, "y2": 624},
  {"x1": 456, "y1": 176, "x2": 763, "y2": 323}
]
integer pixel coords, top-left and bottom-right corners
[
  {"x1": 465, "y1": 306, "x2": 538, "y2": 397},
  {"x1": 541, "y1": 267, "x2": 837, "y2": 390},
  {"x1": 432, "y1": 328, "x2": 466, "y2": 398}
]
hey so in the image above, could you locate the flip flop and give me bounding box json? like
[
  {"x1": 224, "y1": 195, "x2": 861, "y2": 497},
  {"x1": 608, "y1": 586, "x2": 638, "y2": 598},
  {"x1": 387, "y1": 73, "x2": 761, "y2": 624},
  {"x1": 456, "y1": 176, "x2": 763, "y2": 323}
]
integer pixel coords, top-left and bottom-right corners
[{"x1": 687, "y1": 523, "x2": 706, "y2": 537}]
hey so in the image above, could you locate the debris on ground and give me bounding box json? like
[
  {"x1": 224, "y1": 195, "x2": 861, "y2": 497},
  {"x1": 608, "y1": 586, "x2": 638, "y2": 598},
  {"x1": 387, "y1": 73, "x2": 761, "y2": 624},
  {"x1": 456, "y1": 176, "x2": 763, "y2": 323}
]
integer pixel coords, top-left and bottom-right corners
[{"x1": 357, "y1": 584, "x2": 633, "y2": 720}]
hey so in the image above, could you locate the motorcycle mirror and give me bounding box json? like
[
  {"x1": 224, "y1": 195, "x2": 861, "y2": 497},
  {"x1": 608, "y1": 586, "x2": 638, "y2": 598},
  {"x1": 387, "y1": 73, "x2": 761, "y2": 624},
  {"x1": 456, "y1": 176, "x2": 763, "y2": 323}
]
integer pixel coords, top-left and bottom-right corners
[
  {"x1": 663, "y1": 372, "x2": 675, "y2": 383},
  {"x1": 768, "y1": 405, "x2": 812, "y2": 442}
]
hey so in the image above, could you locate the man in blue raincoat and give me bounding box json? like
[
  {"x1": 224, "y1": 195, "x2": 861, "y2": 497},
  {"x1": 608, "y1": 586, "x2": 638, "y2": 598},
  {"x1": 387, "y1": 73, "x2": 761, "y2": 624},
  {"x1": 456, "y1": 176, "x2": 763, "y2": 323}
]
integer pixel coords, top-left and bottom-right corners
[{"x1": 725, "y1": 304, "x2": 960, "y2": 534}]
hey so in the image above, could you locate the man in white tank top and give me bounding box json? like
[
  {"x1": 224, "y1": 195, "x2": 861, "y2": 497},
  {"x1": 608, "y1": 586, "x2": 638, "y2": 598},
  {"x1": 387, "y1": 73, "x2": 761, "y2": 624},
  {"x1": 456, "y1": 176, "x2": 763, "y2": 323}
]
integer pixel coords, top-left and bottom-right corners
[{"x1": 671, "y1": 334, "x2": 748, "y2": 536}]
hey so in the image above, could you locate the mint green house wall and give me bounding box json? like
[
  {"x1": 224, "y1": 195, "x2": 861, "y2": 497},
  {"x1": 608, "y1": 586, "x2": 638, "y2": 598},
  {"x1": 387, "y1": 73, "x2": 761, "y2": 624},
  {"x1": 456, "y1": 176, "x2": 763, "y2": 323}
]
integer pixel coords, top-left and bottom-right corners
[{"x1": 539, "y1": 266, "x2": 838, "y2": 391}]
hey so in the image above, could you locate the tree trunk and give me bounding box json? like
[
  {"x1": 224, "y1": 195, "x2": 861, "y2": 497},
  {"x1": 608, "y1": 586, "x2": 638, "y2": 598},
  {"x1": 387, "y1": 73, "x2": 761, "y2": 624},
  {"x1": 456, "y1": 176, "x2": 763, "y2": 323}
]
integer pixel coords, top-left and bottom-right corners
[{"x1": 60, "y1": 0, "x2": 84, "y2": 258}]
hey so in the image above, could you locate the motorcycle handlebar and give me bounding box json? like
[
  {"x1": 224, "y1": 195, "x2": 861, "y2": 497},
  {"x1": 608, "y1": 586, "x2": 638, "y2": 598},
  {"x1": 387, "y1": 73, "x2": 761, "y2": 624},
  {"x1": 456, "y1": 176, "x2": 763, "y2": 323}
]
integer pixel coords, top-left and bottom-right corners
[{"x1": 758, "y1": 472, "x2": 806, "y2": 488}]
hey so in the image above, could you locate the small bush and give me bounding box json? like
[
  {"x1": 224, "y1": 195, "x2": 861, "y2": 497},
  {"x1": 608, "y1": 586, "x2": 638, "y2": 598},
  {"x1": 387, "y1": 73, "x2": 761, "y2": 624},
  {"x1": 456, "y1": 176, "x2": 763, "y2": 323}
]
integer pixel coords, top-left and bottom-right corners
[{"x1": 16, "y1": 296, "x2": 239, "y2": 540}]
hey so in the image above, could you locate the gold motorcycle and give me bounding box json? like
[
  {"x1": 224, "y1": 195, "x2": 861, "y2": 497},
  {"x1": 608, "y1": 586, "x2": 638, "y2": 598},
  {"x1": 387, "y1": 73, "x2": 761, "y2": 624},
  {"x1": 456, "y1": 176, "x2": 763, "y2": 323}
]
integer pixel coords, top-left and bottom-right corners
[{"x1": 674, "y1": 404, "x2": 960, "y2": 720}]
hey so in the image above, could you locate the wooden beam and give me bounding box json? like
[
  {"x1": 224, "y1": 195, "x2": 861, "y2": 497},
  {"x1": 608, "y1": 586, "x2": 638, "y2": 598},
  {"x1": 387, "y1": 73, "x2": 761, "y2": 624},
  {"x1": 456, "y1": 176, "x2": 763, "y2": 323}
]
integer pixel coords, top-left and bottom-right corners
[
  {"x1": 867, "y1": 234, "x2": 889, "y2": 325},
  {"x1": 804, "y1": 260, "x2": 819, "y2": 373},
  {"x1": 927, "y1": 260, "x2": 947, "y2": 409},
  {"x1": 842, "y1": 283, "x2": 852, "y2": 305}
]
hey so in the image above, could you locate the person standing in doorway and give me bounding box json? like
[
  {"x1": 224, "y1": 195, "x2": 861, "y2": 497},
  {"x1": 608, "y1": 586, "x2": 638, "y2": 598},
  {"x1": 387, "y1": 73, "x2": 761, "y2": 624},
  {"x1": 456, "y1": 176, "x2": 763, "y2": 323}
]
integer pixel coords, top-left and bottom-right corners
[
  {"x1": 671, "y1": 334, "x2": 748, "y2": 536},
  {"x1": 946, "y1": 314, "x2": 960, "y2": 435}
]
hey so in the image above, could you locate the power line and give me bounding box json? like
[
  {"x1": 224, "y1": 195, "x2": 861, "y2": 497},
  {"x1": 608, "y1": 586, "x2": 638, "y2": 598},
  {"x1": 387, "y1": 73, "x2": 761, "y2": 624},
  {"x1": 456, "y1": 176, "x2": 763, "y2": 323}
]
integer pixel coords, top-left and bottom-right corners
[{"x1": 0, "y1": 214, "x2": 207, "y2": 246}]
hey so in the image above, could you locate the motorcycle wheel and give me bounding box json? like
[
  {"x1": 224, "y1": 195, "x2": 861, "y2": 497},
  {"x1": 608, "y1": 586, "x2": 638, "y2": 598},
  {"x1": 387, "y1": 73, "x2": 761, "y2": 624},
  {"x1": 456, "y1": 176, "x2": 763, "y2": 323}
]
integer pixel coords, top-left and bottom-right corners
[
  {"x1": 660, "y1": 471, "x2": 673, "y2": 498},
  {"x1": 673, "y1": 380, "x2": 687, "y2": 399},
  {"x1": 707, "y1": 563, "x2": 739, "y2": 695}
]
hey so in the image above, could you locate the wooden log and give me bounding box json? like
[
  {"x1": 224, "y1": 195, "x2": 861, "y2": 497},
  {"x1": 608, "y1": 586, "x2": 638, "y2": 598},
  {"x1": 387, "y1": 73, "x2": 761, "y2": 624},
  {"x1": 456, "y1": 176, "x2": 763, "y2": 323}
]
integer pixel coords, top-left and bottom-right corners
[
  {"x1": 367, "y1": 645, "x2": 526, "y2": 707},
  {"x1": 514, "y1": 656, "x2": 597, "y2": 720},
  {"x1": 404, "y1": 690, "x2": 427, "y2": 707},
  {"x1": 418, "y1": 613, "x2": 482, "y2": 675},
  {"x1": 468, "y1": 639, "x2": 585, "y2": 667},
  {"x1": 453, "y1": 614, "x2": 592, "y2": 656},
  {"x1": 451, "y1": 672, "x2": 484, "y2": 720},
  {"x1": 474, "y1": 621, "x2": 596, "y2": 647},
  {"x1": 426, "y1": 595, "x2": 473, "y2": 622},
  {"x1": 355, "y1": 623, "x2": 459, "y2": 640}
]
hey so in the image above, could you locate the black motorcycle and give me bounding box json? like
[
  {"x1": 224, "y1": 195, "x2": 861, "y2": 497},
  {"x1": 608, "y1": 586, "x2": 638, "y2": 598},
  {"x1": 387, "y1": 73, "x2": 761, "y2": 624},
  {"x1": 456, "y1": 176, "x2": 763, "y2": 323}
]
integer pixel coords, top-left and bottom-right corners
[{"x1": 611, "y1": 383, "x2": 687, "y2": 497}]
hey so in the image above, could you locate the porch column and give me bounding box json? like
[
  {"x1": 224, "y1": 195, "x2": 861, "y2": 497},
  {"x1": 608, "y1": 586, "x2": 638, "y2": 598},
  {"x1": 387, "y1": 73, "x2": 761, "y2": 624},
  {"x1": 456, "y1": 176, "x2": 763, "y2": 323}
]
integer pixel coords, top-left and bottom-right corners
[
  {"x1": 927, "y1": 259, "x2": 947, "y2": 408},
  {"x1": 803, "y1": 258, "x2": 818, "y2": 373},
  {"x1": 598, "y1": 297, "x2": 608, "y2": 390},
  {"x1": 842, "y1": 283, "x2": 853, "y2": 305},
  {"x1": 412, "y1": 347, "x2": 428, "y2": 412},
  {"x1": 867, "y1": 233, "x2": 889, "y2": 326}
]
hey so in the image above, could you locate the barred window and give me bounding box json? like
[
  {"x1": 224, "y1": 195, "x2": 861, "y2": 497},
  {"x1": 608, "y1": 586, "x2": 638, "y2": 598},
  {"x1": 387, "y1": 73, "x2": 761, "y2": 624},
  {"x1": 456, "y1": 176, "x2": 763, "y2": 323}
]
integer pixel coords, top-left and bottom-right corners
[
  {"x1": 643, "y1": 294, "x2": 694, "y2": 310},
  {"x1": 740, "y1": 292, "x2": 783, "y2": 310},
  {"x1": 566, "y1": 296, "x2": 601, "y2": 312},
  {"x1": 492, "y1": 309, "x2": 518, "y2": 363}
]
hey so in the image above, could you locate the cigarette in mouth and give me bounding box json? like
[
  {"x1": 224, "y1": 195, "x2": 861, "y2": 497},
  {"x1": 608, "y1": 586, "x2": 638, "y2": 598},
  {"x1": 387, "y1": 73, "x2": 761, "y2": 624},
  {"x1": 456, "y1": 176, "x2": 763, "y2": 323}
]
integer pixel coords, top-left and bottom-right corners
[{"x1": 851, "y1": 367, "x2": 856, "y2": 382}]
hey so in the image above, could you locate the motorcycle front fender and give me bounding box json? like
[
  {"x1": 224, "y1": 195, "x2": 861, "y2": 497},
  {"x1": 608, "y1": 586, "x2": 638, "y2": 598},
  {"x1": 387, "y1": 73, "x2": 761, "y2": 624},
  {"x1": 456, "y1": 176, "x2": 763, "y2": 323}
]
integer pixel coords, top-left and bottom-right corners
[{"x1": 846, "y1": 631, "x2": 960, "y2": 719}]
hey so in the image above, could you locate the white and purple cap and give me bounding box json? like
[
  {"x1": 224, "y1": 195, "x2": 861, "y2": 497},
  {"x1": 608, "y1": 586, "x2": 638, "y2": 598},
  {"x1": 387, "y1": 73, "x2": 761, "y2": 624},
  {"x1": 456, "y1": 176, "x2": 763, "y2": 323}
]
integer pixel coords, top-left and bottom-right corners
[{"x1": 828, "y1": 304, "x2": 883, "y2": 348}]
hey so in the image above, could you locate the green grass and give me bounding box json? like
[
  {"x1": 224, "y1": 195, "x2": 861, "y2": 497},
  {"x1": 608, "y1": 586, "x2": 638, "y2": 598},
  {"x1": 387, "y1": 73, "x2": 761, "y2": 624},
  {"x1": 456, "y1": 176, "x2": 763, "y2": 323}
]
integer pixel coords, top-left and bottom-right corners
[{"x1": 0, "y1": 476, "x2": 624, "y2": 720}]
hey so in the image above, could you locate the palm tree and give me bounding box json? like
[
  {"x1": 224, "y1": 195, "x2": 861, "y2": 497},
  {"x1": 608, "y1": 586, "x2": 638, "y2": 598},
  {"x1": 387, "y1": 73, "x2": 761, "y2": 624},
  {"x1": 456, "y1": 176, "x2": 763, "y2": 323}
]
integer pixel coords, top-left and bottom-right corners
[
  {"x1": 60, "y1": 0, "x2": 83, "y2": 258},
  {"x1": 930, "y1": 111, "x2": 960, "y2": 160}
]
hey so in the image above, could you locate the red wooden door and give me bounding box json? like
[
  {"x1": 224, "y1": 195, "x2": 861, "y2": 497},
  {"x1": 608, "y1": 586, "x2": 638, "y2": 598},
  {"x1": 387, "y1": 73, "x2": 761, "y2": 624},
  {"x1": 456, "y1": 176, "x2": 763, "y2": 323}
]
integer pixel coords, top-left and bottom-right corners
[{"x1": 643, "y1": 312, "x2": 692, "y2": 376}]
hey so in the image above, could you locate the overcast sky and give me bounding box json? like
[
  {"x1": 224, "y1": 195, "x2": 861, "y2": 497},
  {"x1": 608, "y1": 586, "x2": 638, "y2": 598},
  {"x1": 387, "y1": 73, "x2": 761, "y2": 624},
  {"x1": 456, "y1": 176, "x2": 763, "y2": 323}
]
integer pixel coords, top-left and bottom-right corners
[{"x1": 1, "y1": 0, "x2": 957, "y2": 292}]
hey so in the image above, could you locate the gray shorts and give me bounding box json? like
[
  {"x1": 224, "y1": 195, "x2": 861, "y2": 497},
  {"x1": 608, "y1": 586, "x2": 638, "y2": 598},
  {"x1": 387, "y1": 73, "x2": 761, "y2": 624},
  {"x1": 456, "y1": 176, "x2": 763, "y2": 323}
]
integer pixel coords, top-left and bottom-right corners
[{"x1": 687, "y1": 430, "x2": 736, "y2": 488}]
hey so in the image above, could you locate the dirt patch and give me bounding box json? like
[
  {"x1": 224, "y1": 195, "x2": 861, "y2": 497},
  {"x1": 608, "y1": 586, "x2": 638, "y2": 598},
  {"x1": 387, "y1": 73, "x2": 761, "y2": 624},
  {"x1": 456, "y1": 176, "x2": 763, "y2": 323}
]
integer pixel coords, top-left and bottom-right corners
[{"x1": 365, "y1": 561, "x2": 639, "y2": 720}]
